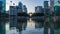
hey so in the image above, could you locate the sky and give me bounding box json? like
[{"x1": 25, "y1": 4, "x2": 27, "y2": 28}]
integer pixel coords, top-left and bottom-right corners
[{"x1": 6, "y1": 0, "x2": 50, "y2": 13}]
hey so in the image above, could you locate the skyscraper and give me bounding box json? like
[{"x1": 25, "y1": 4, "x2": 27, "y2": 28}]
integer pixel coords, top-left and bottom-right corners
[
  {"x1": 9, "y1": 6, "x2": 18, "y2": 28},
  {"x1": 0, "y1": 0, "x2": 6, "y2": 34},
  {"x1": 50, "y1": 0, "x2": 54, "y2": 15},
  {"x1": 9, "y1": 6, "x2": 18, "y2": 15},
  {"x1": 44, "y1": 1, "x2": 49, "y2": 34},
  {"x1": 54, "y1": 0, "x2": 60, "y2": 14},
  {"x1": 50, "y1": 0, "x2": 54, "y2": 34},
  {"x1": 44, "y1": 1, "x2": 49, "y2": 14},
  {"x1": 0, "y1": 0, "x2": 6, "y2": 13},
  {"x1": 18, "y1": 2, "x2": 23, "y2": 13},
  {"x1": 0, "y1": 1, "x2": 2, "y2": 12},
  {"x1": 54, "y1": 0, "x2": 60, "y2": 6},
  {"x1": 23, "y1": 5, "x2": 27, "y2": 13},
  {"x1": 35, "y1": 6, "x2": 43, "y2": 13},
  {"x1": 54, "y1": 1, "x2": 60, "y2": 33}
]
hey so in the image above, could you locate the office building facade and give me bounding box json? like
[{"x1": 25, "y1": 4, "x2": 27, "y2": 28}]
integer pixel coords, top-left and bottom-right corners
[
  {"x1": 9, "y1": 2, "x2": 27, "y2": 28},
  {"x1": 18, "y1": 2, "x2": 23, "y2": 13},
  {"x1": 23, "y1": 5, "x2": 27, "y2": 13},
  {"x1": 54, "y1": 0, "x2": 60, "y2": 6},
  {"x1": 50, "y1": 0, "x2": 54, "y2": 15},
  {"x1": 54, "y1": 0, "x2": 60, "y2": 14},
  {"x1": 0, "y1": 0, "x2": 6, "y2": 34},
  {"x1": 9, "y1": 6, "x2": 18, "y2": 28},
  {"x1": 44, "y1": 1, "x2": 49, "y2": 14},
  {"x1": 35, "y1": 6, "x2": 43, "y2": 13},
  {"x1": 0, "y1": 0, "x2": 6, "y2": 13}
]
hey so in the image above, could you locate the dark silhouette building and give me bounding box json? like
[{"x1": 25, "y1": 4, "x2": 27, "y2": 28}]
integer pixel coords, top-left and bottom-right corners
[
  {"x1": 9, "y1": 2, "x2": 27, "y2": 29},
  {"x1": 44, "y1": 1, "x2": 49, "y2": 34},
  {"x1": 9, "y1": 6, "x2": 18, "y2": 28},
  {"x1": 44, "y1": 1, "x2": 49, "y2": 14},
  {"x1": 0, "y1": 0, "x2": 6, "y2": 34},
  {"x1": 35, "y1": 6, "x2": 43, "y2": 13},
  {"x1": 23, "y1": 5, "x2": 27, "y2": 13},
  {"x1": 18, "y1": 2, "x2": 23, "y2": 13}
]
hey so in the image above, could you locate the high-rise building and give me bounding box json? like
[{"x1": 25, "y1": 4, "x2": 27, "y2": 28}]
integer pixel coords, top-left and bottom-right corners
[
  {"x1": 44, "y1": 1, "x2": 49, "y2": 14},
  {"x1": 23, "y1": 5, "x2": 27, "y2": 13},
  {"x1": 18, "y1": 2, "x2": 23, "y2": 13},
  {"x1": 50, "y1": 0, "x2": 54, "y2": 34},
  {"x1": 9, "y1": 2, "x2": 28, "y2": 31},
  {"x1": 9, "y1": 6, "x2": 18, "y2": 15},
  {"x1": 54, "y1": 0, "x2": 60, "y2": 27},
  {"x1": 0, "y1": 0, "x2": 6, "y2": 13},
  {"x1": 54, "y1": 0, "x2": 60, "y2": 6},
  {"x1": 0, "y1": 1, "x2": 2, "y2": 12},
  {"x1": 0, "y1": 0, "x2": 6, "y2": 34},
  {"x1": 9, "y1": 6, "x2": 18, "y2": 28},
  {"x1": 54, "y1": 0, "x2": 60, "y2": 14},
  {"x1": 44, "y1": 1, "x2": 49, "y2": 34},
  {"x1": 54, "y1": 6, "x2": 60, "y2": 14},
  {"x1": 35, "y1": 6, "x2": 43, "y2": 13},
  {"x1": 50, "y1": 0, "x2": 54, "y2": 15}
]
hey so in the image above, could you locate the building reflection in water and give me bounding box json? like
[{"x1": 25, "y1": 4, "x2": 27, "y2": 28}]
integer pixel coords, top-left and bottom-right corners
[
  {"x1": 5, "y1": 17, "x2": 58, "y2": 34},
  {"x1": 22, "y1": 18, "x2": 44, "y2": 34},
  {"x1": 5, "y1": 16, "x2": 60, "y2": 34},
  {"x1": 0, "y1": 21, "x2": 5, "y2": 34}
]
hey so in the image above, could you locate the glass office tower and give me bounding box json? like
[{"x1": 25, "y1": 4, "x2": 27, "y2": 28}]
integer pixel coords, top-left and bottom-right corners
[
  {"x1": 0, "y1": 0, "x2": 6, "y2": 13},
  {"x1": 54, "y1": 0, "x2": 60, "y2": 6},
  {"x1": 54, "y1": 0, "x2": 60, "y2": 34},
  {"x1": 54, "y1": 0, "x2": 60, "y2": 14},
  {"x1": 0, "y1": 0, "x2": 6, "y2": 34}
]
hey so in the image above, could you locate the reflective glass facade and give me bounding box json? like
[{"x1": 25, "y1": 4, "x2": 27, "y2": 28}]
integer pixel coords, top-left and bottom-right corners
[
  {"x1": 0, "y1": 0, "x2": 6, "y2": 13},
  {"x1": 54, "y1": 0, "x2": 60, "y2": 6},
  {"x1": 54, "y1": 0, "x2": 60, "y2": 14},
  {"x1": 0, "y1": 0, "x2": 6, "y2": 34},
  {"x1": 54, "y1": 0, "x2": 60, "y2": 34}
]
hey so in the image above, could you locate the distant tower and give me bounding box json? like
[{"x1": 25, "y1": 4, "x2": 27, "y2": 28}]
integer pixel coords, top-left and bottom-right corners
[
  {"x1": 50, "y1": 0, "x2": 54, "y2": 15},
  {"x1": 23, "y1": 5, "x2": 27, "y2": 13},
  {"x1": 18, "y1": 2, "x2": 23, "y2": 8},
  {"x1": 18, "y1": 2, "x2": 23, "y2": 13},
  {"x1": 35, "y1": 6, "x2": 43, "y2": 13},
  {"x1": 0, "y1": 0, "x2": 6, "y2": 34},
  {"x1": 50, "y1": 0, "x2": 54, "y2": 34},
  {"x1": 44, "y1": 1, "x2": 49, "y2": 34},
  {"x1": 54, "y1": 0, "x2": 60, "y2": 14},
  {"x1": 44, "y1": 1, "x2": 49, "y2": 15},
  {"x1": 9, "y1": 6, "x2": 18, "y2": 28},
  {"x1": 0, "y1": 1, "x2": 2, "y2": 12},
  {"x1": 0, "y1": 0, "x2": 6, "y2": 13},
  {"x1": 54, "y1": 0, "x2": 60, "y2": 6}
]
